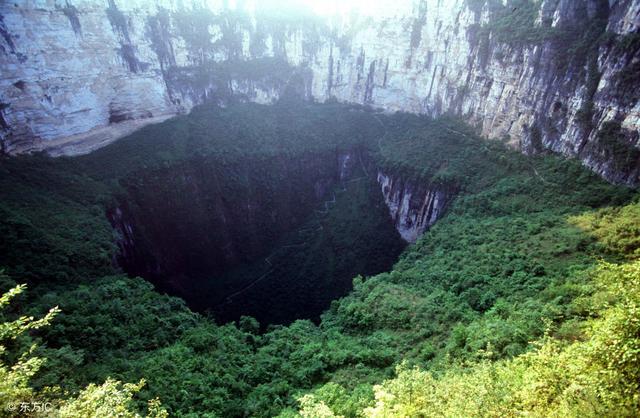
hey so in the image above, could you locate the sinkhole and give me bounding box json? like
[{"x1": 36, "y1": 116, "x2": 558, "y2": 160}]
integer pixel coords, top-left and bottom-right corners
[{"x1": 101, "y1": 103, "x2": 407, "y2": 326}]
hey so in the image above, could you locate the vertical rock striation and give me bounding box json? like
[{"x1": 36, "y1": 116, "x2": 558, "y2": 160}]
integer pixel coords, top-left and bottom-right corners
[
  {"x1": 377, "y1": 171, "x2": 454, "y2": 242},
  {"x1": 0, "y1": 0, "x2": 638, "y2": 184}
]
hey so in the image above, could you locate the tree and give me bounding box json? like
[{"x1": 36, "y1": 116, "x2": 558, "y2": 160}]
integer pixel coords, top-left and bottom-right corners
[
  {"x1": 58, "y1": 379, "x2": 167, "y2": 418},
  {"x1": 0, "y1": 281, "x2": 59, "y2": 415},
  {"x1": 0, "y1": 273, "x2": 167, "y2": 418}
]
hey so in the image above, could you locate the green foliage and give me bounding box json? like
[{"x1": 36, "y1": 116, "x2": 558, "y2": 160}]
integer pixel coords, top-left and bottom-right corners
[
  {"x1": 487, "y1": 0, "x2": 547, "y2": 44},
  {"x1": 209, "y1": 169, "x2": 406, "y2": 324},
  {"x1": 302, "y1": 382, "x2": 374, "y2": 417},
  {"x1": 59, "y1": 379, "x2": 167, "y2": 418},
  {"x1": 298, "y1": 394, "x2": 341, "y2": 418},
  {"x1": 325, "y1": 125, "x2": 632, "y2": 371},
  {"x1": 0, "y1": 155, "x2": 115, "y2": 282},
  {"x1": 301, "y1": 260, "x2": 640, "y2": 417},
  {"x1": 0, "y1": 102, "x2": 637, "y2": 417},
  {"x1": 592, "y1": 121, "x2": 640, "y2": 173},
  {"x1": 570, "y1": 199, "x2": 640, "y2": 260},
  {"x1": 472, "y1": 0, "x2": 612, "y2": 76},
  {"x1": 0, "y1": 277, "x2": 166, "y2": 417},
  {"x1": 611, "y1": 32, "x2": 640, "y2": 105},
  {"x1": 29, "y1": 276, "x2": 197, "y2": 392},
  {"x1": 78, "y1": 101, "x2": 379, "y2": 181},
  {"x1": 166, "y1": 57, "x2": 294, "y2": 96},
  {"x1": 0, "y1": 280, "x2": 57, "y2": 414},
  {"x1": 375, "y1": 113, "x2": 507, "y2": 188},
  {"x1": 0, "y1": 285, "x2": 59, "y2": 341}
]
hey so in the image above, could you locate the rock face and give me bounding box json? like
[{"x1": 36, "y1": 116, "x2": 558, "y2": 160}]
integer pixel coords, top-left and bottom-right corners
[
  {"x1": 377, "y1": 171, "x2": 454, "y2": 242},
  {"x1": 1, "y1": 0, "x2": 639, "y2": 184}
]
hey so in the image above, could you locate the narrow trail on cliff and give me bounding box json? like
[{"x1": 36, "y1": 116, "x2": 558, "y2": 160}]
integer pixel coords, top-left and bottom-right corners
[
  {"x1": 445, "y1": 126, "x2": 562, "y2": 187},
  {"x1": 221, "y1": 268, "x2": 275, "y2": 305},
  {"x1": 528, "y1": 162, "x2": 561, "y2": 187}
]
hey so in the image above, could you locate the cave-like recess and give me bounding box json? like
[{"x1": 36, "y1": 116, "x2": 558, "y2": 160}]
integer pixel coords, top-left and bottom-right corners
[{"x1": 89, "y1": 101, "x2": 407, "y2": 326}]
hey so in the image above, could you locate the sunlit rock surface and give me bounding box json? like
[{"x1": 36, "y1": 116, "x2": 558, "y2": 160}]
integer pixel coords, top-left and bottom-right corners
[
  {"x1": 0, "y1": 0, "x2": 638, "y2": 184},
  {"x1": 377, "y1": 171, "x2": 453, "y2": 242}
]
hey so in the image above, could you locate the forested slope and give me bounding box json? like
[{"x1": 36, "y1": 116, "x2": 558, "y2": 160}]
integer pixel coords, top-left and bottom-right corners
[{"x1": 0, "y1": 102, "x2": 638, "y2": 417}]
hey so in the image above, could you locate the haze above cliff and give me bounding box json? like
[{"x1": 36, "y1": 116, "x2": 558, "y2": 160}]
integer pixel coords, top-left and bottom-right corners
[{"x1": 1, "y1": 0, "x2": 638, "y2": 185}]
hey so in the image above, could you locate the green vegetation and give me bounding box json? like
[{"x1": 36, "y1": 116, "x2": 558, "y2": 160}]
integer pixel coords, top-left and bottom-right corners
[
  {"x1": 302, "y1": 260, "x2": 640, "y2": 417},
  {"x1": 611, "y1": 32, "x2": 640, "y2": 106},
  {"x1": 0, "y1": 278, "x2": 168, "y2": 417},
  {"x1": 165, "y1": 57, "x2": 295, "y2": 101},
  {"x1": 79, "y1": 101, "x2": 377, "y2": 179},
  {"x1": 465, "y1": 0, "x2": 581, "y2": 49},
  {"x1": 0, "y1": 156, "x2": 115, "y2": 282},
  {"x1": 481, "y1": 0, "x2": 549, "y2": 46},
  {"x1": 570, "y1": 198, "x2": 640, "y2": 260},
  {"x1": 0, "y1": 101, "x2": 638, "y2": 416},
  {"x1": 468, "y1": 0, "x2": 615, "y2": 74},
  {"x1": 590, "y1": 121, "x2": 640, "y2": 173},
  {"x1": 209, "y1": 166, "x2": 406, "y2": 324},
  {"x1": 172, "y1": 6, "x2": 253, "y2": 63}
]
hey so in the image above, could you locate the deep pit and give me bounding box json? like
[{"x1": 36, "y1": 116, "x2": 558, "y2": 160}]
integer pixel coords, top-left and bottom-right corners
[
  {"x1": 91, "y1": 102, "x2": 407, "y2": 326},
  {"x1": 2, "y1": 98, "x2": 635, "y2": 418},
  {"x1": 108, "y1": 148, "x2": 406, "y2": 325},
  {"x1": 2, "y1": 2, "x2": 639, "y2": 415},
  {"x1": 0, "y1": 101, "x2": 466, "y2": 328}
]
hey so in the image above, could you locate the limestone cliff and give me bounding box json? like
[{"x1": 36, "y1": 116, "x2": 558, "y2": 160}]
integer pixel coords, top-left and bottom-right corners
[
  {"x1": 377, "y1": 171, "x2": 454, "y2": 242},
  {"x1": 0, "y1": 0, "x2": 638, "y2": 184}
]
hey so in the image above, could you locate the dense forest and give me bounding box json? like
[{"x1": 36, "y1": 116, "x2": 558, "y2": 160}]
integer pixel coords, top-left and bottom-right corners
[{"x1": 1, "y1": 101, "x2": 639, "y2": 417}]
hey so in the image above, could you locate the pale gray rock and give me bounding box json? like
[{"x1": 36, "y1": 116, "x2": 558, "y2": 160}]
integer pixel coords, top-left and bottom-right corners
[
  {"x1": 0, "y1": 0, "x2": 638, "y2": 185},
  {"x1": 377, "y1": 171, "x2": 453, "y2": 242}
]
